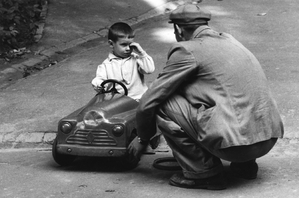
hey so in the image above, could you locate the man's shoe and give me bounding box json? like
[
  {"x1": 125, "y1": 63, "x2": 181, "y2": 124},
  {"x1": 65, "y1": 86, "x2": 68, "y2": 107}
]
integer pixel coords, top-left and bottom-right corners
[
  {"x1": 230, "y1": 160, "x2": 258, "y2": 180},
  {"x1": 169, "y1": 172, "x2": 227, "y2": 190}
]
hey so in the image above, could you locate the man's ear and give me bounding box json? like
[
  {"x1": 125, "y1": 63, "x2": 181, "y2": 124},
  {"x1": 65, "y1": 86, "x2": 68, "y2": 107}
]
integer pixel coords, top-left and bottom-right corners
[
  {"x1": 177, "y1": 26, "x2": 183, "y2": 36},
  {"x1": 174, "y1": 24, "x2": 184, "y2": 42}
]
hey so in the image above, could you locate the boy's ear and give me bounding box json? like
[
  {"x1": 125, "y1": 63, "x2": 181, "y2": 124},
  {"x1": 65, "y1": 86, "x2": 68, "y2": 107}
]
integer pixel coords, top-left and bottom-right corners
[{"x1": 108, "y1": 39, "x2": 114, "y2": 47}]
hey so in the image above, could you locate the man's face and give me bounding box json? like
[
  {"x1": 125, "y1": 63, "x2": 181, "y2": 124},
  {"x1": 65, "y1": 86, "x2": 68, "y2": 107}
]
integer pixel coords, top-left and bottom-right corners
[{"x1": 110, "y1": 37, "x2": 134, "y2": 58}]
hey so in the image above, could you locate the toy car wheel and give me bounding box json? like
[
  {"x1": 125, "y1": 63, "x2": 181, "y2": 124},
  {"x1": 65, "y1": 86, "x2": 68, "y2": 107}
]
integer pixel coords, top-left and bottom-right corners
[
  {"x1": 52, "y1": 138, "x2": 76, "y2": 166},
  {"x1": 114, "y1": 132, "x2": 139, "y2": 170},
  {"x1": 117, "y1": 153, "x2": 139, "y2": 170}
]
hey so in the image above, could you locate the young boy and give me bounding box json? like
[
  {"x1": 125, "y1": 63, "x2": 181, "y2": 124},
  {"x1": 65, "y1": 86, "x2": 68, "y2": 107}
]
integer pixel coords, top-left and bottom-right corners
[
  {"x1": 91, "y1": 22, "x2": 155, "y2": 100},
  {"x1": 91, "y1": 22, "x2": 160, "y2": 153}
]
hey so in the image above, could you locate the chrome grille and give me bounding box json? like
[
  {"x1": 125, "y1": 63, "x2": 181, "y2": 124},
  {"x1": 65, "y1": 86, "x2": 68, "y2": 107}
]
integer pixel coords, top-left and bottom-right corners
[{"x1": 66, "y1": 129, "x2": 117, "y2": 146}]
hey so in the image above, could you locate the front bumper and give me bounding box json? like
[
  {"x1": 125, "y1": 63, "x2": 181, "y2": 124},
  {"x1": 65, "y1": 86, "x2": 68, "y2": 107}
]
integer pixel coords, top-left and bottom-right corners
[{"x1": 56, "y1": 144, "x2": 127, "y2": 157}]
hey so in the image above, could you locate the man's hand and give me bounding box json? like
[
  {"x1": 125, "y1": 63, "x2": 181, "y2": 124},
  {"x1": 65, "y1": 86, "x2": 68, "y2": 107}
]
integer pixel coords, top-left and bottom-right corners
[
  {"x1": 128, "y1": 136, "x2": 147, "y2": 161},
  {"x1": 129, "y1": 42, "x2": 144, "y2": 55}
]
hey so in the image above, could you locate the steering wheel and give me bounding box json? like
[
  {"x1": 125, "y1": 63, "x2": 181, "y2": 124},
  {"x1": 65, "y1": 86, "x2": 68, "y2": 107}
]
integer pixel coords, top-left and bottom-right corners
[{"x1": 100, "y1": 79, "x2": 128, "y2": 96}]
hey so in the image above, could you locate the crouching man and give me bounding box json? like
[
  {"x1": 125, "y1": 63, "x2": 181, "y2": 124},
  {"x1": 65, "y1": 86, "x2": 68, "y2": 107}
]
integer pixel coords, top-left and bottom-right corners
[{"x1": 128, "y1": 4, "x2": 284, "y2": 190}]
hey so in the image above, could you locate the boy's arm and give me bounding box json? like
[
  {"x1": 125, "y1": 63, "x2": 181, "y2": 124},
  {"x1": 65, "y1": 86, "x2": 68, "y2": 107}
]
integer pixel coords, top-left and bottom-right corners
[
  {"x1": 91, "y1": 63, "x2": 108, "y2": 92},
  {"x1": 137, "y1": 53, "x2": 155, "y2": 74},
  {"x1": 130, "y1": 42, "x2": 155, "y2": 74}
]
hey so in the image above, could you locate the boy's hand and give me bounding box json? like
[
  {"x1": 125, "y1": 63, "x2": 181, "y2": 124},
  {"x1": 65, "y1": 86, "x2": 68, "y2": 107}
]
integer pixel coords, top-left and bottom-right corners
[
  {"x1": 93, "y1": 85, "x2": 105, "y2": 93},
  {"x1": 130, "y1": 42, "x2": 144, "y2": 55}
]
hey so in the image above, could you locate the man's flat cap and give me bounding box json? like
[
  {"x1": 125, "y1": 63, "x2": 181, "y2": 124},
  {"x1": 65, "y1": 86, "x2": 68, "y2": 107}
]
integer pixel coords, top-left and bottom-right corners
[{"x1": 169, "y1": 4, "x2": 211, "y2": 25}]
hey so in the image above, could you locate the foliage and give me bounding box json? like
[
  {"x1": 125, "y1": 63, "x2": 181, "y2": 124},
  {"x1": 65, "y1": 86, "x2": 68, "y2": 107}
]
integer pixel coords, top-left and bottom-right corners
[{"x1": 0, "y1": 0, "x2": 43, "y2": 51}]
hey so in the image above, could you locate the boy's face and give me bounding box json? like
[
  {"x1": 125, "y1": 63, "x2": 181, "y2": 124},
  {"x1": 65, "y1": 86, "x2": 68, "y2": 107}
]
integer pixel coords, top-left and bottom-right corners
[{"x1": 109, "y1": 37, "x2": 134, "y2": 58}]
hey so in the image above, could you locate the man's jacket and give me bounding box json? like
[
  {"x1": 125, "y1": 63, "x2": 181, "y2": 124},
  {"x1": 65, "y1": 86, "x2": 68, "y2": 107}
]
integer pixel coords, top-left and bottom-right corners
[{"x1": 136, "y1": 26, "x2": 284, "y2": 149}]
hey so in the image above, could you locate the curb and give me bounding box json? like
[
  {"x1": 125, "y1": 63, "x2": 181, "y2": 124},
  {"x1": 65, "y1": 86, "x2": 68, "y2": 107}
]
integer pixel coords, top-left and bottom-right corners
[
  {"x1": 0, "y1": 131, "x2": 56, "y2": 149},
  {"x1": 0, "y1": 1, "x2": 183, "y2": 149}
]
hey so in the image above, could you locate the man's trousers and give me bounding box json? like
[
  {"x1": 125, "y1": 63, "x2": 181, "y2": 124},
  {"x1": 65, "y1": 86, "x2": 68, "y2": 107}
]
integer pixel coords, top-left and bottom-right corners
[{"x1": 156, "y1": 94, "x2": 277, "y2": 179}]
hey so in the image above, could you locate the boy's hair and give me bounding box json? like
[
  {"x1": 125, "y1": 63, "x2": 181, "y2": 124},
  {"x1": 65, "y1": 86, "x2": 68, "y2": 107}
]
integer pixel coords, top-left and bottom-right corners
[{"x1": 108, "y1": 22, "x2": 135, "y2": 42}]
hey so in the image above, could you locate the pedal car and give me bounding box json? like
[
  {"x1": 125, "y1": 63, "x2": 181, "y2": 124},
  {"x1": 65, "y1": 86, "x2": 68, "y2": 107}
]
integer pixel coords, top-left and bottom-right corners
[{"x1": 52, "y1": 79, "x2": 140, "y2": 169}]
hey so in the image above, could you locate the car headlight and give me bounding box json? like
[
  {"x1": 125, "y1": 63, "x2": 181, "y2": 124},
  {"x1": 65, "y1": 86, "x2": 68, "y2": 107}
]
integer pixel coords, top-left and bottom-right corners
[
  {"x1": 112, "y1": 124, "x2": 124, "y2": 137},
  {"x1": 83, "y1": 110, "x2": 105, "y2": 127},
  {"x1": 60, "y1": 121, "x2": 73, "y2": 134}
]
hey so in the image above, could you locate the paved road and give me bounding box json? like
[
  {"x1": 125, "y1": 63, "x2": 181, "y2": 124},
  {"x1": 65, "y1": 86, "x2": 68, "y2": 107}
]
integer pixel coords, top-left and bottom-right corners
[{"x1": 0, "y1": 147, "x2": 299, "y2": 198}]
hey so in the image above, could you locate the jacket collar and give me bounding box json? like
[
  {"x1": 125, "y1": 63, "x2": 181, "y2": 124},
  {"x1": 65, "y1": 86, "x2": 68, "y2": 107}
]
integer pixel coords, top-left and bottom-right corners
[{"x1": 191, "y1": 25, "x2": 211, "y2": 39}]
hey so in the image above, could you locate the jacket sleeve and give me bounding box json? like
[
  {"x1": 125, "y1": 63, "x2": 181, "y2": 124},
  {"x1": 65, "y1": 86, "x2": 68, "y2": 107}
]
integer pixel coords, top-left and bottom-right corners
[
  {"x1": 91, "y1": 62, "x2": 108, "y2": 87},
  {"x1": 136, "y1": 43, "x2": 198, "y2": 140}
]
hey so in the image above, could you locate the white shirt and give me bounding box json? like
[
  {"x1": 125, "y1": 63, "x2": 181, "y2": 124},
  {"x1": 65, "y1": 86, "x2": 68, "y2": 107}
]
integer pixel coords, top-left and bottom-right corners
[{"x1": 91, "y1": 52, "x2": 155, "y2": 100}]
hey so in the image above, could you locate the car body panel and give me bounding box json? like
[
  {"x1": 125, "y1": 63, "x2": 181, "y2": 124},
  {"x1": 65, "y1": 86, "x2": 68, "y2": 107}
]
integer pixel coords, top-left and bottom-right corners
[{"x1": 54, "y1": 91, "x2": 139, "y2": 158}]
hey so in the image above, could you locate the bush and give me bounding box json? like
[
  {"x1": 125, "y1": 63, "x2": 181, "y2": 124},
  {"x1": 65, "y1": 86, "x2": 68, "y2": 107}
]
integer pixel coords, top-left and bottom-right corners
[{"x1": 0, "y1": 0, "x2": 43, "y2": 51}]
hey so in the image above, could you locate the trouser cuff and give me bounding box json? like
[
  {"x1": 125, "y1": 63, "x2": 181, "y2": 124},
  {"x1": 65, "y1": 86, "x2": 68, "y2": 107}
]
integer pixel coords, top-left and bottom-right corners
[{"x1": 183, "y1": 163, "x2": 224, "y2": 179}]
